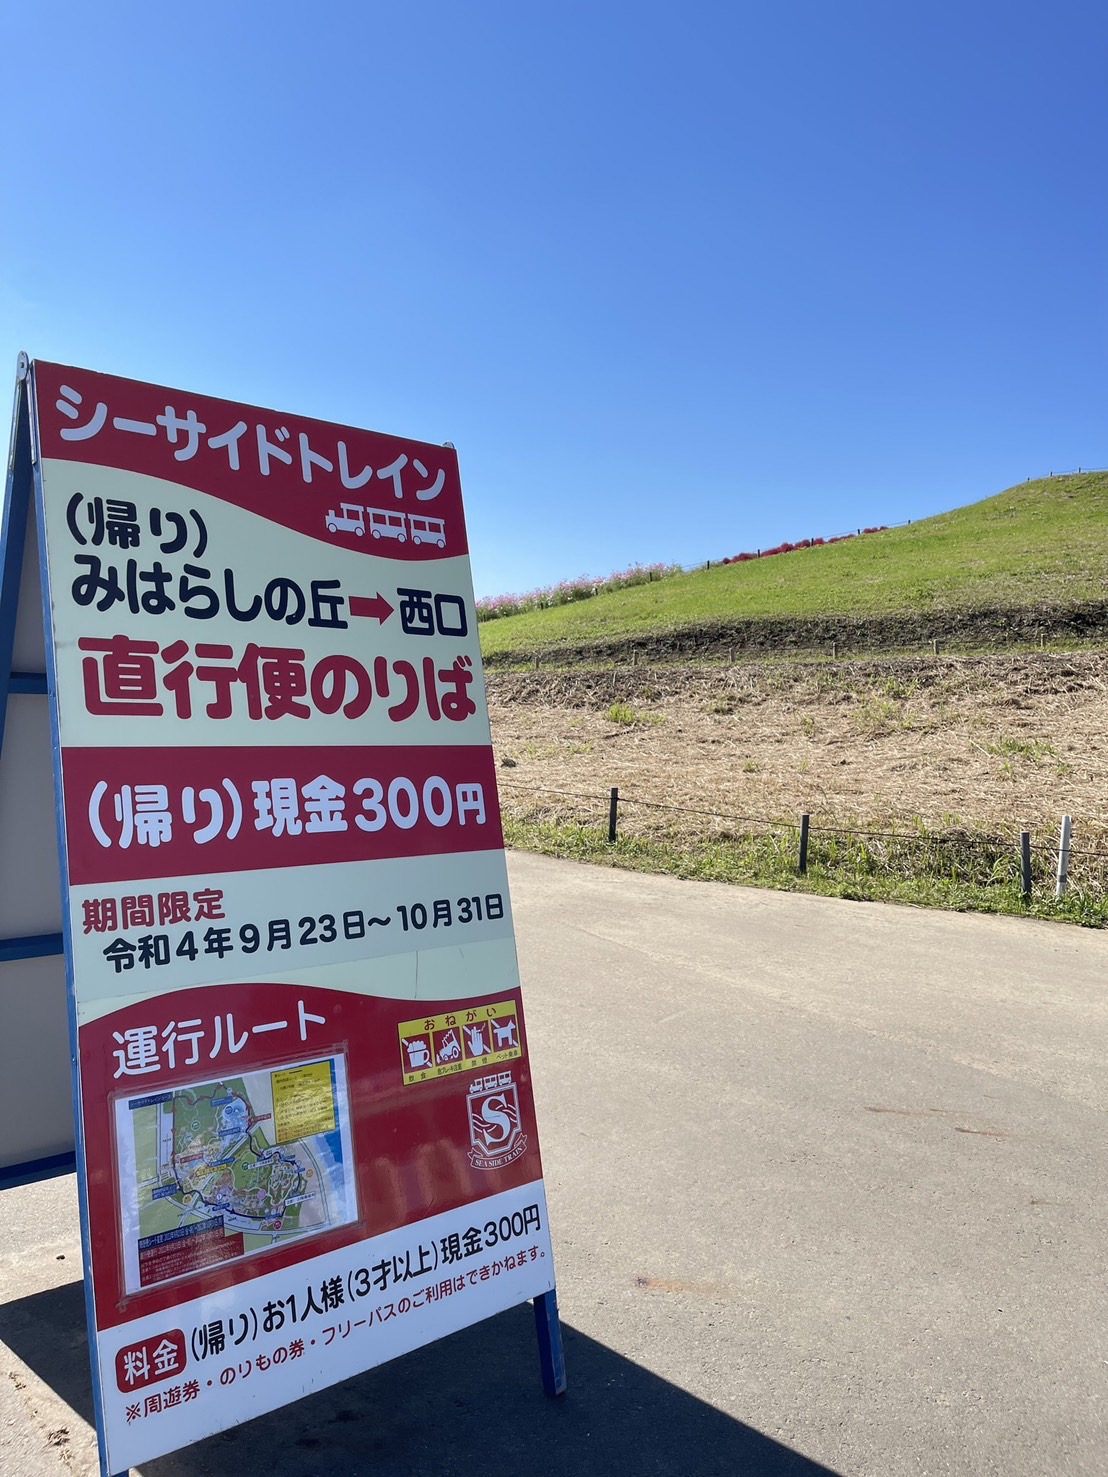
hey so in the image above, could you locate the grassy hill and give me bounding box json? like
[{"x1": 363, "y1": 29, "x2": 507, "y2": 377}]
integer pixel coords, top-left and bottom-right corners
[{"x1": 479, "y1": 473, "x2": 1108, "y2": 665}]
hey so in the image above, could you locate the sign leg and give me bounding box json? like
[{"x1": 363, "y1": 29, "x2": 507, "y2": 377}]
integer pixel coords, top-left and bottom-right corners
[{"x1": 533, "y1": 1288, "x2": 567, "y2": 1396}]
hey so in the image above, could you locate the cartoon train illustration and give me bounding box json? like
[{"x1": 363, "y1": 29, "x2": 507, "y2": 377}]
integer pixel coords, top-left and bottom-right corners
[{"x1": 324, "y1": 504, "x2": 446, "y2": 548}]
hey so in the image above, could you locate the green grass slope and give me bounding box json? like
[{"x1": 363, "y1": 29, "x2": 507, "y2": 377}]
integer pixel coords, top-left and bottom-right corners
[{"x1": 480, "y1": 473, "x2": 1108, "y2": 661}]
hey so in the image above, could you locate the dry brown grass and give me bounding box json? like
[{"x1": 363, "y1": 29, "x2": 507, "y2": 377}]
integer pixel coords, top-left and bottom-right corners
[{"x1": 487, "y1": 653, "x2": 1108, "y2": 866}]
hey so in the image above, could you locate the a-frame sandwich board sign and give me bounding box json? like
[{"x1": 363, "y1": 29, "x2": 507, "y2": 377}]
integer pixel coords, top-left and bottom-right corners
[{"x1": 0, "y1": 353, "x2": 565, "y2": 1476}]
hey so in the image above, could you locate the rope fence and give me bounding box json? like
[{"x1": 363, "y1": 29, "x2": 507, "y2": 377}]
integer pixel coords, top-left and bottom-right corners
[{"x1": 498, "y1": 779, "x2": 1108, "y2": 901}]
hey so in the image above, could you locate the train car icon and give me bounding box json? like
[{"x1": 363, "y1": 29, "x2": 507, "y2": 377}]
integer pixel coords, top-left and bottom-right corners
[
  {"x1": 408, "y1": 513, "x2": 446, "y2": 549},
  {"x1": 325, "y1": 503, "x2": 366, "y2": 535},
  {"x1": 368, "y1": 508, "x2": 408, "y2": 542}
]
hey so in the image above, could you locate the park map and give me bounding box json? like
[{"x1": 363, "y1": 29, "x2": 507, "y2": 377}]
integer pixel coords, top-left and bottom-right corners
[{"x1": 117, "y1": 1056, "x2": 355, "y2": 1292}]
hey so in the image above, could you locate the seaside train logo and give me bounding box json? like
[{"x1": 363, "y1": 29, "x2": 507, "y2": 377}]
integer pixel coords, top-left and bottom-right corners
[{"x1": 466, "y1": 1073, "x2": 528, "y2": 1171}]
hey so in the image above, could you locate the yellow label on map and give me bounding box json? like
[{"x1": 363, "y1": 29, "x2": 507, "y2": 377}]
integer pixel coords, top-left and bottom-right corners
[{"x1": 272, "y1": 1061, "x2": 336, "y2": 1143}]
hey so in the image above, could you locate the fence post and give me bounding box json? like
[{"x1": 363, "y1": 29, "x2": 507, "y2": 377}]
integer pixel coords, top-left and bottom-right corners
[
  {"x1": 798, "y1": 814, "x2": 810, "y2": 875},
  {"x1": 608, "y1": 787, "x2": 619, "y2": 843},
  {"x1": 1055, "y1": 814, "x2": 1072, "y2": 898},
  {"x1": 1020, "y1": 831, "x2": 1032, "y2": 899}
]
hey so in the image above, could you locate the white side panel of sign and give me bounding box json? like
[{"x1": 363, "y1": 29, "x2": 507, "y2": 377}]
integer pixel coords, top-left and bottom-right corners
[
  {"x1": 0, "y1": 695, "x2": 61, "y2": 935},
  {"x1": 13, "y1": 493, "x2": 47, "y2": 671},
  {"x1": 0, "y1": 475, "x2": 73, "y2": 1173},
  {"x1": 0, "y1": 954, "x2": 73, "y2": 1166}
]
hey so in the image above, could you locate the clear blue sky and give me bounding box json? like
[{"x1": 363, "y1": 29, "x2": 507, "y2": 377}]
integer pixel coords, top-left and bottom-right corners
[{"x1": 3, "y1": 2, "x2": 1105, "y2": 600}]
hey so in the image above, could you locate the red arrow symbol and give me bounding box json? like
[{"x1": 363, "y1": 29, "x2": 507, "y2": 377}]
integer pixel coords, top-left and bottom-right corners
[{"x1": 349, "y1": 593, "x2": 395, "y2": 623}]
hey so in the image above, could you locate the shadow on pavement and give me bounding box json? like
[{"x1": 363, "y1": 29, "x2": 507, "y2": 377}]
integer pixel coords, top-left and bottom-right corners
[{"x1": 0, "y1": 1280, "x2": 840, "y2": 1477}]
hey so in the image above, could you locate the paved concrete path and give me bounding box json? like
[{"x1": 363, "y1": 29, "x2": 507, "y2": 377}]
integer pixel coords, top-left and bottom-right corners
[{"x1": 2, "y1": 855, "x2": 1106, "y2": 1475}]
